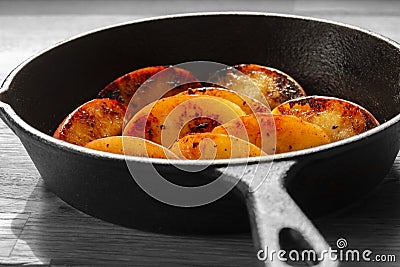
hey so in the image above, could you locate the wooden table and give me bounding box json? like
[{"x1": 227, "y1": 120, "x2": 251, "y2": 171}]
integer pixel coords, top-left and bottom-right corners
[{"x1": 0, "y1": 1, "x2": 399, "y2": 266}]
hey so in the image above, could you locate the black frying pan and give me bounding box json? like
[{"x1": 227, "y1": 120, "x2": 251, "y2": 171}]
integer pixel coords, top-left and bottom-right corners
[{"x1": 0, "y1": 13, "x2": 399, "y2": 267}]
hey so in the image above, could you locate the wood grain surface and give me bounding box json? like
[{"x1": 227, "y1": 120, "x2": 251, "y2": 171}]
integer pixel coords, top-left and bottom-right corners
[{"x1": 0, "y1": 1, "x2": 399, "y2": 266}]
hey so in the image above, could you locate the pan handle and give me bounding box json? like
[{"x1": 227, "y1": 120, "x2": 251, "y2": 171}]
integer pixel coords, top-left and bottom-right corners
[{"x1": 216, "y1": 160, "x2": 338, "y2": 267}]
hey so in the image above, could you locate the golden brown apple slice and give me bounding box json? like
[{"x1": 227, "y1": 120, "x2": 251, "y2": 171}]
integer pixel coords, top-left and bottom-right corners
[
  {"x1": 53, "y1": 98, "x2": 126, "y2": 146},
  {"x1": 210, "y1": 63, "x2": 306, "y2": 109},
  {"x1": 272, "y1": 96, "x2": 380, "y2": 142},
  {"x1": 98, "y1": 66, "x2": 202, "y2": 106},
  {"x1": 176, "y1": 87, "x2": 270, "y2": 114},
  {"x1": 123, "y1": 94, "x2": 246, "y2": 148},
  {"x1": 84, "y1": 136, "x2": 178, "y2": 159},
  {"x1": 170, "y1": 133, "x2": 267, "y2": 160},
  {"x1": 212, "y1": 113, "x2": 331, "y2": 154}
]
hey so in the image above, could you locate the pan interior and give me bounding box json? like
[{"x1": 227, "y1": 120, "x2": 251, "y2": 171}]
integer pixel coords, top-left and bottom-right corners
[{"x1": 1, "y1": 14, "x2": 399, "y2": 137}]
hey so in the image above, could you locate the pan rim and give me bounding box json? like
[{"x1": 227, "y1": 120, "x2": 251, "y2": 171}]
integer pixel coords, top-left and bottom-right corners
[{"x1": 0, "y1": 11, "x2": 399, "y2": 166}]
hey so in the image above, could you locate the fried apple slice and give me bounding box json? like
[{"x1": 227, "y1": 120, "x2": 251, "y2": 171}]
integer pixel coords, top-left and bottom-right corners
[
  {"x1": 84, "y1": 136, "x2": 178, "y2": 158},
  {"x1": 170, "y1": 133, "x2": 266, "y2": 160},
  {"x1": 98, "y1": 66, "x2": 202, "y2": 107},
  {"x1": 123, "y1": 95, "x2": 246, "y2": 148},
  {"x1": 271, "y1": 96, "x2": 380, "y2": 142},
  {"x1": 210, "y1": 63, "x2": 306, "y2": 109},
  {"x1": 53, "y1": 98, "x2": 126, "y2": 146},
  {"x1": 176, "y1": 87, "x2": 270, "y2": 114},
  {"x1": 212, "y1": 113, "x2": 331, "y2": 154}
]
